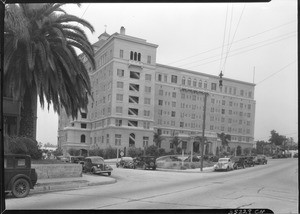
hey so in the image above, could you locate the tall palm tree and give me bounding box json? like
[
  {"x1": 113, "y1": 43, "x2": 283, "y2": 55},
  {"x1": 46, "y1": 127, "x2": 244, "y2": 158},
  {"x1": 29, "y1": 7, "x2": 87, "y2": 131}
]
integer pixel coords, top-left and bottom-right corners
[
  {"x1": 170, "y1": 136, "x2": 181, "y2": 154},
  {"x1": 153, "y1": 131, "x2": 164, "y2": 148},
  {"x1": 4, "y1": 3, "x2": 96, "y2": 139}
]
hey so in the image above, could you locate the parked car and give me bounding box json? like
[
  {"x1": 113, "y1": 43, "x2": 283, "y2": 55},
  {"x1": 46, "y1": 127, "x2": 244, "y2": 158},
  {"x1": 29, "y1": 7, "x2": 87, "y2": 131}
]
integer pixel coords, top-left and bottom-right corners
[
  {"x1": 244, "y1": 156, "x2": 255, "y2": 167},
  {"x1": 254, "y1": 155, "x2": 268, "y2": 165},
  {"x1": 81, "y1": 156, "x2": 113, "y2": 176},
  {"x1": 134, "y1": 156, "x2": 157, "y2": 170},
  {"x1": 213, "y1": 157, "x2": 235, "y2": 171},
  {"x1": 70, "y1": 156, "x2": 85, "y2": 164},
  {"x1": 116, "y1": 157, "x2": 135, "y2": 168},
  {"x1": 293, "y1": 153, "x2": 298, "y2": 158},
  {"x1": 4, "y1": 154, "x2": 38, "y2": 198},
  {"x1": 232, "y1": 156, "x2": 246, "y2": 169}
]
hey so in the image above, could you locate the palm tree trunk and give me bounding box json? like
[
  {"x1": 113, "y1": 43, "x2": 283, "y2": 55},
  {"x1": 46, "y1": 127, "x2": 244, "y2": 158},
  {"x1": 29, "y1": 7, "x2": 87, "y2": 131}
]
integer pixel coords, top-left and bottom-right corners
[{"x1": 19, "y1": 88, "x2": 37, "y2": 139}]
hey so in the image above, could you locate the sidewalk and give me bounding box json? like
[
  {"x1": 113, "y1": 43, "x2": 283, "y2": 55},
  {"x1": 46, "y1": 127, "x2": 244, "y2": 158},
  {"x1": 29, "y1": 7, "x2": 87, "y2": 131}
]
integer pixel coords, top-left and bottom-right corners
[
  {"x1": 156, "y1": 167, "x2": 214, "y2": 173},
  {"x1": 31, "y1": 173, "x2": 117, "y2": 195}
]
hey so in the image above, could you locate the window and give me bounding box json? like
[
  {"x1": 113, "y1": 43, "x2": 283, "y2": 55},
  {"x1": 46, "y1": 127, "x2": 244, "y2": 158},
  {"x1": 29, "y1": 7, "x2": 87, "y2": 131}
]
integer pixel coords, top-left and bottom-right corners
[
  {"x1": 117, "y1": 69, "x2": 124, "y2": 77},
  {"x1": 248, "y1": 91, "x2": 252, "y2": 98},
  {"x1": 187, "y1": 78, "x2": 191, "y2": 86},
  {"x1": 138, "y1": 53, "x2": 141, "y2": 61},
  {"x1": 81, "y1": 123, "x2": 87, "y2": 129},
  {"x1": 180, "y1": 122, "x2": 184, "y2": 128},
  {"x1": 143, "y1": 137, "x2": 149, "y2": 147},
  {"x1": 116, "y1": 94, "x2": 123, "y2": 101},
  {"x1": 211, "y1": 83, "x2": 217, "y2": 91},
  {"x1": 182, "y1": 77, "x2": 186, "y2": 85},
  {"x1": 240, "y1": 90, "x2": 244, "y2": 96},
  {"x1": 145, "y1": 74, "x2": 152, "y2": 81},
  {"x1": 130, "y1": 71, "x2": 140, "y2": 79},
  {"x1": 171, "y1": 121, "x2": 175, "y2": 126},
  {"x1": 210, "y1": 125, "x2": 214, "y2": 130},
  {"x1": 171, "y1": 111, "x2": 176, "y2": 117},
  {"x1": 158, "y1": 100, "x2": 163, "y2": 106},
  {"x1": 172, "y1": 102, "x2": 176, "y2": 107},
  {"x1": 116, "y1": 119, "x2": 122, "y2": 126},
  {"x1": 143, "y1": 122, "x2": 150, "y2": 129},
  {"x1": 248, "y1": 104, "x2": 251, "y2": 110},
  {"x1": 171, "y1": 75, "x2": 178, "y2": 83},
  {"x1": 239, "y1": 120, "x2": 242, "y2": 124},
  {"x1": 233, "y1": 87, "x2": 236, "y2": 95},
  {"x1": 117, "y1": 82, "x2": 124, "y2": 89},
  {"x1": 211, "y1": 98, "x2": 215, "y2": 104},
  {"x1": 240, "y1": 103, "x2": 243, "y2": 108},
  {"x1": 192, "y1": 95, "x2": 196, "y2": 100},
  {"x1": 182, "y1": 141, "x2": 187, "y2": 150},
  {"x1": 81, "y1": 113, "x2": 87, "y2": 118},
  {"x1": 247, "y1": 113, "x2": 251, "y2": 118},
  {"x1": 106, "y1": 134, "x2": 110, "y2": 144},
  {"x1": 222, "y1": 100, "x2": 225, "y2": 105},
  {"x1": 81, "y1": 134, "x2": 86, "y2": 143},
  {"x1": 221, "y1": 109, "x2": 225, "y2": 114},
  {"x1": 129, "y1": 83, "x2": 139, "y2": 92},
  {"x1": 128, "y1": 120, "x2": 138, "y2": 127},
  {"x1": 119, "y1": 50, "x2": 123, "y2": 58},
  {"x1": 158, "y1": 74, "x2": 162, "y2": 81},
  {"x1": 239, "y1": 112, "x2": 243, "y2": 116},
  {"x1": 128, "y1": 108, "x2": 138, "y2": 116},
  {"x1": 198, "y1": 80, "x2": 202, "y2": 88},
  {"x1": 145, "y1": 86, "x2": 151, "y2": 93},
  {"x1": 144, "y1": 98, "x2": 151, "y2": 105},
  {"x1": 129, "y1": 96, "x2": 139, "y2": 104},
  {"x1": 193, "y1": 79, "x2": 197, "y2": 87},
  {"x1": 204, "y1": 81, "x2": 207, "y2": 89},
  {"x1": 181, "y1": 93, "x2": 185, "y2": 99},
  {"x1": 164, "y1": 75, "x2": 168, "y2": 82},
  {"x1": 115, "y1": 134, "x2": 121, "y2": 146},
  {"x1": 147, "y1": 55, "x2": 151, "y2": 64},
  {"x1": 172, "y1": 92, "x2": 176, "y2": 98},
  {"x1": 229, "y1": 110, "x2": 232, "y2": 115},
  {"x1": 228, "y1": 118, "x2": 232, "y2": 123},
  {"x1": 229, "y1": 101, "x2": 233, "y2": 106},
  {"x1": 116, "y1": 106, "x2": 122, "y2": 113},
  {"x1": 170, "y1": 142, "x2": 174, "y2": 149},
  {"x1": 144, "y1": 110, "x2": 150, "y2": 117}
]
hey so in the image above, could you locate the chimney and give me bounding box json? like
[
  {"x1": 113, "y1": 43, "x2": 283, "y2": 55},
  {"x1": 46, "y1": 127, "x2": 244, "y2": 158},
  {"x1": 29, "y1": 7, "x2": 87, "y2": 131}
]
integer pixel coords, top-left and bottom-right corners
[{"x1": 120, "y1": 26, "x2": 125, "y2": 35}]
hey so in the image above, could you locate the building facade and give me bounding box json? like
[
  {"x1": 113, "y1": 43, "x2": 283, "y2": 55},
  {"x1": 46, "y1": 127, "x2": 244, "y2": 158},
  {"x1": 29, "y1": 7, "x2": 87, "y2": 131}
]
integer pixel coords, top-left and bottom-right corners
[{"x1": 58, "y1": 27, "x2": 256, "y2": 156}]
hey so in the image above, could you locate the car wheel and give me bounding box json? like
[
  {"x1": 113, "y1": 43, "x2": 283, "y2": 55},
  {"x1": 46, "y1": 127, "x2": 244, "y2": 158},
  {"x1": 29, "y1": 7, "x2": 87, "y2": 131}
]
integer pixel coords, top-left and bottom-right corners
[
  {"x1": 107, "y1": 172, "x2": 111, "y2": 176},
  {"x1": 91, "y1": 168, "x2": 96, "y2": 174},
  {"x1": 153, "y1": 167, "x2": 156, "y2": 170},
  {"x1": 12, "y1": 178, "x2": 30, "y2": 198}
]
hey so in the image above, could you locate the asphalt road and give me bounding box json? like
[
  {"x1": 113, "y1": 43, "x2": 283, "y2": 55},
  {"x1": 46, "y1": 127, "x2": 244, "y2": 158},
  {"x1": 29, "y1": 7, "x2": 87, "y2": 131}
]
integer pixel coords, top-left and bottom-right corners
[{"x1": 5, "y1": 158, "x2": 298, "y2": 213}]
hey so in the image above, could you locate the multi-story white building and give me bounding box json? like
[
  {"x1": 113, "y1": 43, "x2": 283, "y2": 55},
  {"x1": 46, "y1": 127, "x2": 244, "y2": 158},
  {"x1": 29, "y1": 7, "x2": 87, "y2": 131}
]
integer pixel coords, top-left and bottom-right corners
[{"x1": 58, "y1": 27, "x2": 256, "y2": 156}]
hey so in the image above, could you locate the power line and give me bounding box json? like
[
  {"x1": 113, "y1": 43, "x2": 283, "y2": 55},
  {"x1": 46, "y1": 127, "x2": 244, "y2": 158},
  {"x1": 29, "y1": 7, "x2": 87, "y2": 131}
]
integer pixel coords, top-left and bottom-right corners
[
  {"x1": 184, "y1": 33, "x2": 296, "y2": 70},
  {"x1": 166, "y1": 20, "x2": 296, "y2": 66},
  {"x1": 219, "y1": 4, "x2": 229, "y2": 71},
  {"x1": 256, "y1": 60, "x2": 296, "y2": 85}
]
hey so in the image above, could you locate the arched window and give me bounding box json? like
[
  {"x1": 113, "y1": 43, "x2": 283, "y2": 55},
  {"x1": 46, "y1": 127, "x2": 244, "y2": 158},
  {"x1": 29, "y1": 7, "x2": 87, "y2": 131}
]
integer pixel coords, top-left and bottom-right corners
[
  {"x1": 182, "y1": 77, "x2": 186, "y2": 85},
  {"x1": 188, "y1": 78, "x2": 191, "y2": 86},
  {"x1": 138, "y1": 53, "x2": 141, "y2": 61},
  {"x1": 193, "y1": 79, "x2": 197, "y2": 87},
  {"x1": 134, "y1": 52, "x2": 137, "y2": 61},
  {"x1": 130, "y1": 51, "x2": 133, "y2": 60},
  {"x1": 198, "y1": 80, "x2": 202, "y2": 88},
  {"x1": 81, "y1": 134, "x2": 86, "y2": 143}
]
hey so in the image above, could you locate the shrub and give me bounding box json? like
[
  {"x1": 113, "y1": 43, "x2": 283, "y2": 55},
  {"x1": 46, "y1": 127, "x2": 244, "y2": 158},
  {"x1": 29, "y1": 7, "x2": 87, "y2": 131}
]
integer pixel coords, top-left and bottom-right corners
[
  {"x1": 52, "y1": 148, "x2": 63, "y2": 157},
  {"x1": 4, "y1": 136, "x2": 43, "y2": 159},
  {"x1": 127, "y1": 147, "x2": 143, "y2": 158},
  {"x1": 68, "y1": 148, "x2": 80, "y2": 156},
  {"x1": 145, "y1": 145, "x2": 159, "y2": 157},
  {"x1": 104, "y1": 146, "x2": 117, "y2": 159},
  {"x1": 180, "y1": 165, "x2": 187, "y2": 170}
]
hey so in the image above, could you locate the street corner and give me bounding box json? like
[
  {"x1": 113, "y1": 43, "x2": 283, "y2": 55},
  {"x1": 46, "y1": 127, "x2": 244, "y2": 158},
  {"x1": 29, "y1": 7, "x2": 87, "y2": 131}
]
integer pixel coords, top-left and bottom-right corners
[{"x1": 83, "y1": 173, "x2": 117, "y2": 186}]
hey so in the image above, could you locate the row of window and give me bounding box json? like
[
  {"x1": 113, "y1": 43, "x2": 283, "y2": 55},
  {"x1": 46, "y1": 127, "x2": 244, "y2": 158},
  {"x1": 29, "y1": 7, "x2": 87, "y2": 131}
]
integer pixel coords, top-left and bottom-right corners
[
  {"x1": 87, "y1": 118, "x2": 151, "y2": 130},
  {"x1": 119, "y1": 50, "x2": 152, "y2": 64},
  {"x1": 157, "y1": 73, "x2": 253, "y2": 98},
  {"x1": 91, "y1": 133, "x2": 150, "y2": 147}
]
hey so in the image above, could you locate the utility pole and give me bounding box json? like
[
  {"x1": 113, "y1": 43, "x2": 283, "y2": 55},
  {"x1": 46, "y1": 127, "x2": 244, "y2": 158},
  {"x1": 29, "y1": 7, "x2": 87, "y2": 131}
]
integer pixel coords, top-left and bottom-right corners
[{"x1": 200, "y1": 92, "x2": 208, "y2": 171}]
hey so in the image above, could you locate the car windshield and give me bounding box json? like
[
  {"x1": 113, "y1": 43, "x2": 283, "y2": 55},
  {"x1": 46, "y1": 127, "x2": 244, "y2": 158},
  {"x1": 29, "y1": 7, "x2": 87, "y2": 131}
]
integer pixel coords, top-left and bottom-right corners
[
  {"x1": 218, "y1": 158, "x2": 229, "y2": 163},
  {"x1": 90, "y1": 157, "x2": 104, "y2": 164}
]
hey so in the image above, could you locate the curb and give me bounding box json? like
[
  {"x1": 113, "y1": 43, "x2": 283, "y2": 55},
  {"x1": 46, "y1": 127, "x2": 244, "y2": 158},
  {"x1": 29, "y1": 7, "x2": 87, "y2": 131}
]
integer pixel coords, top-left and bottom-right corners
[
  {"x1": 156, "y1": 167, "x2": 214, "y2": 173},
  {"x1": 31, "y1": 178, "x2": 117, "y2": 195}
]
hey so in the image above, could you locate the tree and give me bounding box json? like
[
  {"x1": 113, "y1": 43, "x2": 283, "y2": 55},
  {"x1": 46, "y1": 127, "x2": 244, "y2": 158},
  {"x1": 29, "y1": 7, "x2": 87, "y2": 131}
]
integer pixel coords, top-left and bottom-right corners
[
  {"x1": 153, "y1": 131, "x2": 164, "y2": 148},
  {"x1": 256, "y1": 140, "x2": 269, "y2": 154},
  {"x1": 68, "y1": 148, "x2": 80, "y2": 156},
  {"x1": 217, "y1": 132, "x2": 231, "y2": 150},
  {"x1": 145, "y1": 145, "x2": 159, "y2": 157},
  {"x1": 170, "y1": 136, "x2": 181, "y2": 154},
  {"x1": 236, "y1": 146, "x2": 242, "y2": 156},
  {"x1": 4, "y1": 4, "x2": 96, "y2": 139},
  {"x1": 52, "y1": 148, "x2": 63, "y2": 157},
  {"x1": 269, "y1": 130, "x2": 286, "y2": 147}
]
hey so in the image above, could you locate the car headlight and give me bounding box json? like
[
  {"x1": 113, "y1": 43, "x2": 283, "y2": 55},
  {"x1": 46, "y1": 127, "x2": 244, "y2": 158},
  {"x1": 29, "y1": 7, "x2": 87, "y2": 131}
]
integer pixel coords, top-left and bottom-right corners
[{"x1": 97, "y1": 165, "x2": 100, "y2": 168}]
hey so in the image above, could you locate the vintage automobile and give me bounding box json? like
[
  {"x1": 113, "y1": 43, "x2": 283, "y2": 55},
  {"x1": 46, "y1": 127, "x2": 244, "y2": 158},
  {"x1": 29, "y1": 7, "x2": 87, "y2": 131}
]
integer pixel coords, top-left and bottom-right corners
[
  {"x1": 155, "y1": 155, "x2": 182, "y2": 168},
  {"x1": 231, "y1": 156, "x2": 246, "y2": 169},
  {"x1": 134, "y1": 156, "x2": 157, "y2": 170},
  {"x1": 70, "y1": 156, "x2": 85, "y2": 164},
  {"x1": 254, "y1": 155, "x2": 268, "y2": 165},
  {"x1": 81, "y1": 156, "x2": 113, "y2": 176},
  {"x1": 213, "y1": 157, "x2": 235, "y2": 171},
  {"x1": 244, "y1": 156, "x2": 255, "y2": 167},
  {"x1": 4, "y1": 154, "x2": 38, "y2": 198},
  {"x1": 116, "y1": 157, "x2": 135, "y2": 168}
]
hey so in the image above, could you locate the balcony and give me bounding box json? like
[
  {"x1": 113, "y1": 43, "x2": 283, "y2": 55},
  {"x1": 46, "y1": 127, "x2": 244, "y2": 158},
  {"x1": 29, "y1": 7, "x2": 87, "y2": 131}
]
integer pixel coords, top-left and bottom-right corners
[{"x1": 128, "y1": 60, "x2": 143, "y2": 68}]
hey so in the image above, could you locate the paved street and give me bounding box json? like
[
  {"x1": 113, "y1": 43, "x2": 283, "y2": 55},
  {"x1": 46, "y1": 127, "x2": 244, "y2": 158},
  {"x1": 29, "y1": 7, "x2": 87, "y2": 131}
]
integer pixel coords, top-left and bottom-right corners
[{"x1": 5, "y1": 158, "x2": 298, "y2": 213}]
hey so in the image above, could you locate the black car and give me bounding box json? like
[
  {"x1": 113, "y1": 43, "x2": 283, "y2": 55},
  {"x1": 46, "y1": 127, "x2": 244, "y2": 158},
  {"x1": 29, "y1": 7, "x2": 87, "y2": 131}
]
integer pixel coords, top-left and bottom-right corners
[
  {"x1": 254, "y1": 155, "x2": 268, "y2": 165},
  {"x1": 244, "y1": 156, "x2": 255, "y2": 167},
  {"x1": 134, "y1": 156, "x2": 157, "y2": 170},
  {"x1": 232, "y1": 156, "x2": 246, "y2": 169},
  {"x1": 81, "y1": 156, "x2": 113, "y2": 176},
  {"x1": 4, "y1": 154, "x2": 38, "y2": 198},
  {"x1": 116, "y1": 157, "x2": 135, "y2": 168}
]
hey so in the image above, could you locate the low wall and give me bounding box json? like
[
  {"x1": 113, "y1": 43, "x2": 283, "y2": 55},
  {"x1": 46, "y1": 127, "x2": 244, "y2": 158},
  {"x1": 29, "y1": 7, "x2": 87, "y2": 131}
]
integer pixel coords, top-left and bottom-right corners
[{"x1": 32, "y1": 164, "x2": 82, "y2": 179}]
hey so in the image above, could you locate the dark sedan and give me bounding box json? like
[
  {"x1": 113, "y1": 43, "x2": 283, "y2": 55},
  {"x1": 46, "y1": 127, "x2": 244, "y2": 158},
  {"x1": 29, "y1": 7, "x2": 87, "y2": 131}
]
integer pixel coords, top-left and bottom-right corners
[
  {"x1": 81, "y1": 156, "x2": 113, "y2": 176},
  {"x1": 254, "y1": 155, "x2": 268, "y2": 165}
]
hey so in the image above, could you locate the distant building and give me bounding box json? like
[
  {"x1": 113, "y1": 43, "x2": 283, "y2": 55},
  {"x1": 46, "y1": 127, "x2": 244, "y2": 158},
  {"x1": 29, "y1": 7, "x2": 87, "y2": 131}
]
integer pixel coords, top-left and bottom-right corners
[{"x1": 58, "y1": 27, "x2": 256, "y2": 156}]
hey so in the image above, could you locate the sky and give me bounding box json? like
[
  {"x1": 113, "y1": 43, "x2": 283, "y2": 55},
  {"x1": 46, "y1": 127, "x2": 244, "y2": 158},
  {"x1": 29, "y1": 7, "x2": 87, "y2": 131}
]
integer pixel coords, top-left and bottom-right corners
[{"x1": 36, "y1": 1, "x2": 298, "y2": 145}]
